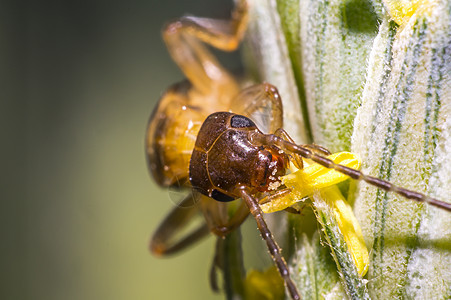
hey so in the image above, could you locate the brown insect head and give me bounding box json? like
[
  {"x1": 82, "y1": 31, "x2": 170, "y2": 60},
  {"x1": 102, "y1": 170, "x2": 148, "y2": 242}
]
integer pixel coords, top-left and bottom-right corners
[{"x1": 189, "y1": 112, "x2": 288, "y2": 202}]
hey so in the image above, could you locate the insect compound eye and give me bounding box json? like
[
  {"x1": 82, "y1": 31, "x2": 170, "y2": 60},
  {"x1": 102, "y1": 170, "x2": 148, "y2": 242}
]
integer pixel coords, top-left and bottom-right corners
[{"x1": 230, "y1": 115, "x2": 256, "y2": 128}]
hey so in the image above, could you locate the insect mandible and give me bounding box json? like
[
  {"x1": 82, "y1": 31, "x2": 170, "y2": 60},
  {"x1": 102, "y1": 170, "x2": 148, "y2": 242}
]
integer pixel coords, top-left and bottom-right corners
[{"x1": 146, "y1": 1, "x2": 451, "y2": 299}]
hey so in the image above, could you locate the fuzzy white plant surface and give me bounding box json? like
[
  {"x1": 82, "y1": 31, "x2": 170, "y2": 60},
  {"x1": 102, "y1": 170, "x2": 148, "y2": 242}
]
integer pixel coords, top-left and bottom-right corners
[{"x1": 352, "y1": 1, "x2": 451, "y2": 298}]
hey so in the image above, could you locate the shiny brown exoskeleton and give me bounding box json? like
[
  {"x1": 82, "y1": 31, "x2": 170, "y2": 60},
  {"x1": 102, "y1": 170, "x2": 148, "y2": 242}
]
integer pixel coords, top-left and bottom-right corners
[
  {"x1": 146, "y1": 0, "x2": 301, "y2": 297},
  {"x1": 147, "y1": 1, "x2": 451, "y2": 299},
  {"x1": 190, "y1": 112, "x2": 288, "y2": 202},
  {"x1": 186, "y1": 112, "x2": 302, "y2": 298}
]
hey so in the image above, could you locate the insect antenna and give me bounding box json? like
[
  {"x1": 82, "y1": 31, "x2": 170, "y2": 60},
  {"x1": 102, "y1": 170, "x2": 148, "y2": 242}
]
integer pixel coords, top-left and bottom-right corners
[
  {"x1": 238, "y1": 187, "x2": 301, "y2": 300},
  {"x1": 252, "y1": 132, "x2": 451, "y2": 212}
]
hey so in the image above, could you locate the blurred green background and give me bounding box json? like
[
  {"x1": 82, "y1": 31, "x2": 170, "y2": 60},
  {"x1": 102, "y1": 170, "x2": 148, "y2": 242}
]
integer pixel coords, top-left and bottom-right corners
[{"x1": 1, "y1": 1, "x2": 251, "y2": 299}]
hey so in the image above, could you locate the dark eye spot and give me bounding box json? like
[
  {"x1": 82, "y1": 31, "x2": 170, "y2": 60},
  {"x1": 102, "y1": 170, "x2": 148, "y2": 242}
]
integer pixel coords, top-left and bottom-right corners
[
  {"x1": 230, "y1": 115, "x2": 256, "y2": 128},
  {"x1": 211, "y1": 189, "x2": 234, "y2": 202}
]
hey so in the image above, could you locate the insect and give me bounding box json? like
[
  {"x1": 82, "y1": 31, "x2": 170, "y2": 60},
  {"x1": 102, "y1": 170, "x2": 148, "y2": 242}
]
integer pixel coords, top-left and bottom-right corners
[{"x1": 146, "y1": 1, "x2": 451, "y2": 299}]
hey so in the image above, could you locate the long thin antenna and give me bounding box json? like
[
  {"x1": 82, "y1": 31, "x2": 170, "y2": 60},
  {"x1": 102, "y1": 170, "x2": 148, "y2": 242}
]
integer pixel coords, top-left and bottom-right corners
[
  {"x1": 238, "y1": 187, "x2": 301, "y2": 300},
  {"x1": 255, "y1": 133, "x2": 451, "y2": 212}
]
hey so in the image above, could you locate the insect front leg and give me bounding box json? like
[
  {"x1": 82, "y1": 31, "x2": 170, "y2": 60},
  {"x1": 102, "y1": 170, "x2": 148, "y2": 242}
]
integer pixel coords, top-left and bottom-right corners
[
  {"x1": 230, "y1": 83, "x2": 283, "y2": 133},
  {"x1": 199, "y1": 198, "x2": 249, "y2": 293},
  {"x1": 274, "y1": 128, "x2": 304, "y2": 170},
  {"x1": 200, "y1": 197, "x2": 249, "y2": 237},
  {"x1": 162, "y1": 0, "x2": 248, "y2": 104},
  {"x1": 259, "y1": 188, "x2": 307, "y2": 214},
  {"x1": 274, "y1": 128, "x2": 332, "y2": 168}
]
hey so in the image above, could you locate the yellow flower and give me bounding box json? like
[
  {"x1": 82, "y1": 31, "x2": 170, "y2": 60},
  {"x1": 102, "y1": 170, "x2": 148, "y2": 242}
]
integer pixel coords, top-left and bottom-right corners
[
  {"x1": 244, "y1": 266, "x2": 285, "y2": 300},
  {"x1": 261, "y1": 152, "x2": 368, "y2": 276},
  {"x1": 260, "y1": 152, "x2": 360, "y2": 213},
  {"x1": 384, "y1": 0, "x2": 436, "y2": 26}
]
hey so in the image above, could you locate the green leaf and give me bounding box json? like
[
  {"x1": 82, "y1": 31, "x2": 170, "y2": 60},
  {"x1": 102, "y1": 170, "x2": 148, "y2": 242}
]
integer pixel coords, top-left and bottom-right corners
[
  {"x1": 313, "y1": 187, "x2": 370, "y2": 299},
  {"x1": 246, "y1": 0, "x2": 451, "y2": 299},
  {"x1": 352, "y1": 2, "x2": 451, "y2": 297},
  {"x1": 294, "y1": 0, "x2": 379, "y2": 152},
  {"x1": 290, "y1": 233, "x2": 347, "y2": 299}
]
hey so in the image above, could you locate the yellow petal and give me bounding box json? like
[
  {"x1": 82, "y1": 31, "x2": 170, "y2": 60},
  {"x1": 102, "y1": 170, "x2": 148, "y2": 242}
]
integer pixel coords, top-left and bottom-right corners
[
  {"x1": 383, "y1": 0, "x2": 436, "y2": 26},
  {"x1": 244, "y1": 267, "x2": 285, "y2": 300},
  {"x1": 320, "y1": 186, "x2": 369, "y2": 276},
  {"x1": 260, "y1": 152, "x2": 361, "y2": 213}
]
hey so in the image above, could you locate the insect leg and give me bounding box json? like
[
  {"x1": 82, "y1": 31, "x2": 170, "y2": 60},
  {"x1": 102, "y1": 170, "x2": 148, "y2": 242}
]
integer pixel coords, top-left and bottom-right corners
[
  {"x1": 209, "y1": 237, "x2": 222, "y2": 292},
  {"x1": 253, "y1": 133, "x2": 451, "y2": 212},
  {"x1": 200, "y1": 199, "x2": 248, "y2": 292},
  {"x1": 275, "y1": 128, "x2": 332, "y2": 168},
  {"x1": 162, "y1": 0, "x2": 248, "y2": 99},
  {"x1": 302, "y1": 143, "x2": 331, "y2": 156},
  {"x1": 209, "y1": 232, "x2": 246, "y2": 294},
  {"x1": 230, "y1": 83, "x2": 283, "y2": 133},
  {"x1": 238, "y1": 187, "x2": 301, "y2": 300},
  {"x1": 150, "y1": 193, "x2": 210, "y2": 256},
  {"x1": 259, "y1": 188, "x2": 292, "y2": 205},
  {"x1": 274, "y1": 128, "x2": 303, "y2": 169},
  {"x1": 200, "y1": 197, "x2": 250, "y2": 237}
]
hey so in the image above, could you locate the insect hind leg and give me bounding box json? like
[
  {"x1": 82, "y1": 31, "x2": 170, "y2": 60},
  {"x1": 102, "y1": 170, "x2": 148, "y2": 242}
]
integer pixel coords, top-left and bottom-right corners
[
  {"x1": 162, "y1": 0, "x2": 248, "y2": 98},
  {"x1": 150, "y1": 193, "x2": 210, "y2": 256}
]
